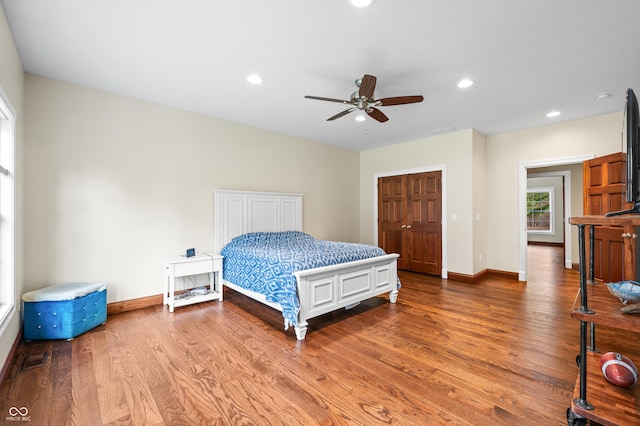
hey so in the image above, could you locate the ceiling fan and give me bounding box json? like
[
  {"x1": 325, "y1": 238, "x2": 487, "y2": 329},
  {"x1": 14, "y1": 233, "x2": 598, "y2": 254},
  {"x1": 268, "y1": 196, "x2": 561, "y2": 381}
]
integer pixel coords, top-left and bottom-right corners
[{"x1": 305, "y1": 74, "x2": 423, "y2": 123}]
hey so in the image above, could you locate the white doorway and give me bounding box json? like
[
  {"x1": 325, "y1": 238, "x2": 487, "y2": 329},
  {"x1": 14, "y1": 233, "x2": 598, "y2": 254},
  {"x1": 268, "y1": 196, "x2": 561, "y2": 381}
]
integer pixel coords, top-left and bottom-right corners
[{"x1": 518, "y1": 155, "x2": 594, "y2": 281}]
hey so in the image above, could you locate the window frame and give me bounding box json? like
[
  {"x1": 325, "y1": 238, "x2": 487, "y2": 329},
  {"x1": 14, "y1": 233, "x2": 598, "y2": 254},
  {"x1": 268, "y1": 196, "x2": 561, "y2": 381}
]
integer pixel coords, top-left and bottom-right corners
[
  {"x1": 0, "y1": 86, "x2": 16, "y2": 336},
  {"x1": 527, "y1": 187, "x2": 554, "y2": 235}
]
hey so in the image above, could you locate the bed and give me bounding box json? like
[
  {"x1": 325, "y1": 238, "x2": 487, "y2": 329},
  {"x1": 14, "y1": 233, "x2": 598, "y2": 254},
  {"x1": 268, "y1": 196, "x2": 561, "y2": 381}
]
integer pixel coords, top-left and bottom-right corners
[{"x1": 213, "y1": 190, "x2": 399, "y2": 340}]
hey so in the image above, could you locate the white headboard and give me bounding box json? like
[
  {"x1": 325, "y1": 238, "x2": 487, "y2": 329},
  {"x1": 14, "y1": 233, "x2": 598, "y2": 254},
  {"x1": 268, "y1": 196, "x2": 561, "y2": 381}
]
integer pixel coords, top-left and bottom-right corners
[{"x1": 213, "y1": 190, "x2": 303, "y2": 253}]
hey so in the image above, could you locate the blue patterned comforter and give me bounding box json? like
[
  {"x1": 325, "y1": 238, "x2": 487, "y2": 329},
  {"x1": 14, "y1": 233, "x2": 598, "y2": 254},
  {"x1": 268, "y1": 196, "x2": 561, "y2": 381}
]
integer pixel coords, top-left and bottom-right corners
[{"x1": 221, "y1": 231, "x2": 388, "y2": 327}]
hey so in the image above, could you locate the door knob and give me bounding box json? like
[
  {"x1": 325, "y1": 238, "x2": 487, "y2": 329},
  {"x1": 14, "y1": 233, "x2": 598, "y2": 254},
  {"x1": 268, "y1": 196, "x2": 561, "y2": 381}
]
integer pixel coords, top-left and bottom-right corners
[{"x1": 406, "y1": 225, "x2": 412, "y2": 229}]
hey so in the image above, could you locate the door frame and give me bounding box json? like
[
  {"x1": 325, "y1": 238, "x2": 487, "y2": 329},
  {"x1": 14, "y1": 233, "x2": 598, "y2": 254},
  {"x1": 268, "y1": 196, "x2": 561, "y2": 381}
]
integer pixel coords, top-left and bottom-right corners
[
  {"x1": 518, "y1": 155, "x2": 594, "y2": 281},
  {"x1": 373, "y1": 165, "x2": 448, "y2": 278}
]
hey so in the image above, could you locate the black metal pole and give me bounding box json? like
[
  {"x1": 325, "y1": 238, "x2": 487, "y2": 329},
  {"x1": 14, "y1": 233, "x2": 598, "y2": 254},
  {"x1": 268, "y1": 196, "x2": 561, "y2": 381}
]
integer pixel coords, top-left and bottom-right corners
[
  {"x1": 573, "y1": 320, "x2": 593, "y2": 410},
  {"x1": 573, "y1": 223, "x2": 594, "y2": 411},
  {"x1": 578, "y1": 225, "x2": 589, "y2": 310}
]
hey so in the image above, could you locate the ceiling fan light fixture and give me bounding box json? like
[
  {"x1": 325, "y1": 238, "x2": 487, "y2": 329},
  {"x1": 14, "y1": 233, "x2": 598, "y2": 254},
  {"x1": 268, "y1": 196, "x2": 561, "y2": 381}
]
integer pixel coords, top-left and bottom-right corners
[
  {"x1": 355, "y1": 115, "x2": 366, "y2": 122},
  {"x1": 351, "y1": 0, "x2": 374, "y2": 7}
]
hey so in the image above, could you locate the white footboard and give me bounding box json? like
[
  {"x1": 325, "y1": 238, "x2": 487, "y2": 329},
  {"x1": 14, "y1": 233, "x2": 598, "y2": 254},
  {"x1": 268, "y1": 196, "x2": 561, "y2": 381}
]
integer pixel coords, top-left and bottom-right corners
[
  {"x1": 292, "y1": 253, "x2": 399, "y2": 340},
  {"x1": 222, "y1": 254, "x2": 399, "y2": 341}
]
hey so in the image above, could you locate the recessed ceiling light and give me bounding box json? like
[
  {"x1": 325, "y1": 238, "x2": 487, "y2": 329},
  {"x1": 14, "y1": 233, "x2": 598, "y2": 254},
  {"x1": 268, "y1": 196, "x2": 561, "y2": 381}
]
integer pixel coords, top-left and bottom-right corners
[
  {"x1": 351, "y1": 0, "x2": 374, "y2": 7},
  {"x1": 546, "y1": 111, "x2": 561, "y2": 118},
  {"x1": 355, "y1": 115, "x2": 366, "y2": 122},
  {"x1": 595, "y1": 92, "x2": 611, "y2": 100},
  {"x1": 247, "y1": 74, "x2": 263, "y2": 85},
  {"x1": 457, "y1": 79, "x2": 474, "y2": 88}
]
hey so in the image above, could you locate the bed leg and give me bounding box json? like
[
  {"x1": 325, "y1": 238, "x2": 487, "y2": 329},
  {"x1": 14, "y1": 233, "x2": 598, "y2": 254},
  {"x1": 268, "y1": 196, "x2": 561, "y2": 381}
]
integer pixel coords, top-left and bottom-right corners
[
  {"x1": 389, "y1": 289, "x2": 399, "y2": 303},
  {"x1": 294, "y1": 322, "x2": 308, "y2": 340}
]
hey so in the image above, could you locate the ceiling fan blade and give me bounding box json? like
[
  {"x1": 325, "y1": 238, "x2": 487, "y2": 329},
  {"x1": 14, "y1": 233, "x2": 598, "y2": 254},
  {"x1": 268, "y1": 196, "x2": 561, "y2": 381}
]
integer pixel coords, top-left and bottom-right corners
[
  {"x1": 305, "y1": 95, "x2": 350, "y2": 104},
  {"x1": 366, "y1": 107, "x2": 389, "y2": 123},
  {"x1": 327, "y1": 108, "x2": 356, "y2": 121},
  {"x1": 359, "y1": 74, "x2": 377, "y2": 100},
  {"x1": 378, "y1": 95, "x2": 424, "y2": 106}
]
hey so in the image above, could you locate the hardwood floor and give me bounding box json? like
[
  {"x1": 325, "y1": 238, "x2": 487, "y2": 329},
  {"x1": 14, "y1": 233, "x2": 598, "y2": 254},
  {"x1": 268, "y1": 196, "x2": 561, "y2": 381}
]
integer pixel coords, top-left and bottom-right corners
[{"x1": 2, "y1": 246, "x2": 639, "y2": 425}]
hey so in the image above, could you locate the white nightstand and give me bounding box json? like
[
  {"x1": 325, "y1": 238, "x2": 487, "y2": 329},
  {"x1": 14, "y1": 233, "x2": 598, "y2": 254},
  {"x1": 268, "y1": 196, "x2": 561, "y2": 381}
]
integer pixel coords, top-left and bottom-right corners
[{"x1": 163, "y1": 253, "x2": 223, "y2": 312}]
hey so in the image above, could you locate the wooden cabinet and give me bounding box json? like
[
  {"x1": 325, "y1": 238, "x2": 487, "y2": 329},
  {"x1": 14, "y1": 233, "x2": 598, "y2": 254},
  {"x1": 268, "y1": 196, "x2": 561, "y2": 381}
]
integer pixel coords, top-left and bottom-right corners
[
  {"x1": 583, "y1": 153, "x2": 639, "y2": 282},
  {"x1": 567, "y1": 215, "x2": 640, "y2": 426}
]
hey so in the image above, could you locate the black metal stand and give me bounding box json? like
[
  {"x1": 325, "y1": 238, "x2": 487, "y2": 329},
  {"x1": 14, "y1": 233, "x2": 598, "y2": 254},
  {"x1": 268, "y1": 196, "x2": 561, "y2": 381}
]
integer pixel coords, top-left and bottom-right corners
[
  {"x1": 573, "y1": 224, "x2": 595, "y2": 411},
  {"x1": 587, "y1": 225, "x2": 599, "y2": 353}
]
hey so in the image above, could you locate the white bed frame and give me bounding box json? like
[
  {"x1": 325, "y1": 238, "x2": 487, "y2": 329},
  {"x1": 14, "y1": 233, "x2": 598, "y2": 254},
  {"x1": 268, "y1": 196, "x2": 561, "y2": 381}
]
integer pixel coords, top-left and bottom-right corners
[{"x1": 213, "y1": 189, "x2": 399, "y2": 340}]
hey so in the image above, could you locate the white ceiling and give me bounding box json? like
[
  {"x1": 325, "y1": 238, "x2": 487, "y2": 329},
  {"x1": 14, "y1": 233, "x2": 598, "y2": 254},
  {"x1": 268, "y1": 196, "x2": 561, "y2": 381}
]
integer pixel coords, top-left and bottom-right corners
[{"x1": 2, "y1": 0, "x2": 639, "y2": 151}]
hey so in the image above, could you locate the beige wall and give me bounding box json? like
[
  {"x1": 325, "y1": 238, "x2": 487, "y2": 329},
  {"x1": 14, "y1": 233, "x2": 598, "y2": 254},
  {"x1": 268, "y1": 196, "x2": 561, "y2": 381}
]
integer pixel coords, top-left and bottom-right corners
[
  {"x1": 360, "y1": 113, "x2": 622, "y2": 277},
  {"x1": 486, "y1": 113, "x2": 622, "y2": 273},
  {"x1": 359, "y1": 129, "x2": 477, "y2": 276},
  {"x1": 0, "y1": 4, "x2": 24, "y2": 374},
  {"x1": 23, "y1": 75, "x2": 360, "y2": 303}
]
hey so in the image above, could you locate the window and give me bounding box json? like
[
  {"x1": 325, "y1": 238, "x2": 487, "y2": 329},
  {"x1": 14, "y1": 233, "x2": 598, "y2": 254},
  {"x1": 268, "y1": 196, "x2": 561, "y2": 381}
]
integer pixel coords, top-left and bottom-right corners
[
  {"x1": 0, "y1": 87, "x2": 15, "y2": 335},
  {"x1": 527, "y1": 188, "x2": 554, "y2": 234}
]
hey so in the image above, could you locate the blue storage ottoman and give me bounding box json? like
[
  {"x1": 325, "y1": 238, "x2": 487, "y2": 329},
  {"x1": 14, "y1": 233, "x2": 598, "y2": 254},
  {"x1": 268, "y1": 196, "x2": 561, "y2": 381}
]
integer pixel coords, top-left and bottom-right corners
[{"x1": 22, "y1": 282, "x2": 107, "y2": 341}]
